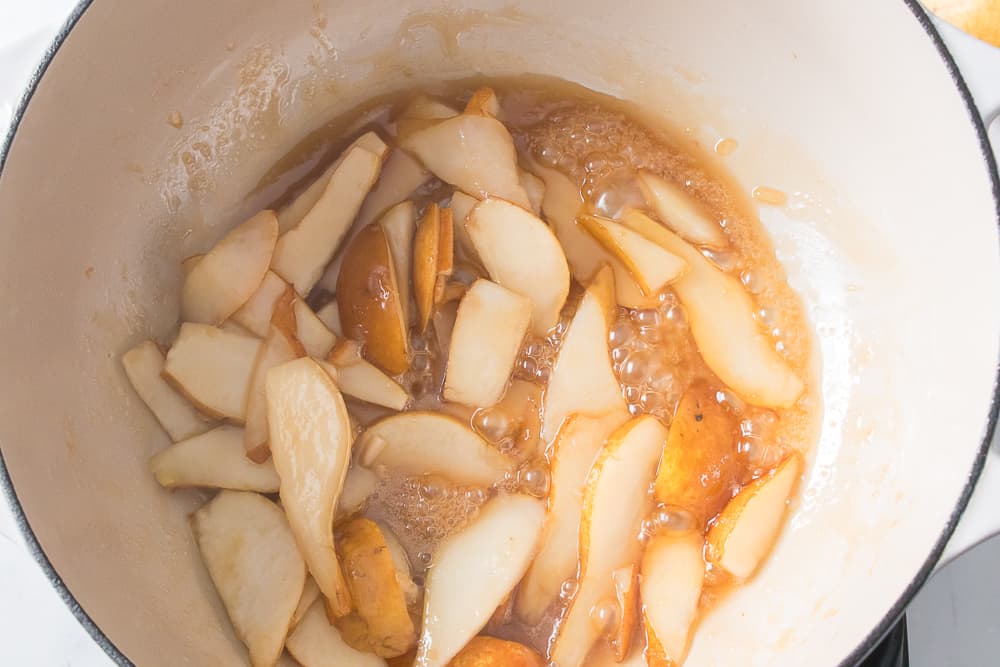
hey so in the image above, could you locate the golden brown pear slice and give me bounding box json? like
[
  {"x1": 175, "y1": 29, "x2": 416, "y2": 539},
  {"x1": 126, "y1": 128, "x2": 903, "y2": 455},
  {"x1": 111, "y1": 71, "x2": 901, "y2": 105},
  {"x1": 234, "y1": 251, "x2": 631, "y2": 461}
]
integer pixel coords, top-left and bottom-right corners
[
  {"x1": 337, "y1": 223, "x2": 411, "y2": 375},
  {"x1": 447, "y1": 637, "x2": 545, "y2": 667},
  {"x1": 541, "y1": 266, "x2": 628, "y2": 442},
  {"x1": 706, "y1": 452, "x2": 803, "y2": 578},
  {"x1": 162, "y1": 323, "x2": 262, "y2": 422},
  {"x1": 244, "y1": 326, "x2": 302, "y2": 460},
  {"x1": 335, "y1": 465, "x2": 379, "y2": 523},
  {"x1": 577, "y1": 214, "x2": 686, "y2": 296},
  {"x1": 619, "y1": 210, "x2": 805, "y2": 407},
  {"x1": 192, "y1": 491, "x2": 306, "y2": 667},
  {"x1": 637, "y1": 170, "x2": 727, "y2": 248},
  {"x1": 328, "y1": 339, "x2": 410, "y2": 411},
  {"x1": 416, "y1": 494, "x2": 545, "y2": 667},
  {"x1": 466, "y1": 198, "x2": 570, "y2": 336},
  {"x1": 272, "y1": 146, "x2": 383, "y2": 296},
  {"x1": 413, "y1": 203, "x2": 441, "y2": 333},
  {"x1": 121, "y1": 340, "x2": 213, "y2": 441},
  {"x1": 380, "y1": 201, "x2": 417, "y2": 330},
  {"x1": 266, "y1": 357, "x2": 354, "y2": 618},
  {"x1": 232, "y1": 271, "x2": 288, "y2": 337},
  {"x1": 515, "y1": 411, "x2": 629, "y2": 624},
  {"x1": 640, "y1": 531, "x2": 706, "y2": 667},
  {"x1": 356, "y1": 412, "x2": 513, "y2": 487},
  {"x1": 443, "y1": 279, "x2": 532, "y2": 408},
  {"x1": 149, "y1": 425, "x2": 279, "y2": 492},
  {"x1": 548, "y1": 416, "x2": 666, "y2": 667},
  {"x1": 181, "y1": 210, "x2": 279, "y2": 325},
  {"x1": 287, "y1": 602, "x2": 388, "y2": 667}
]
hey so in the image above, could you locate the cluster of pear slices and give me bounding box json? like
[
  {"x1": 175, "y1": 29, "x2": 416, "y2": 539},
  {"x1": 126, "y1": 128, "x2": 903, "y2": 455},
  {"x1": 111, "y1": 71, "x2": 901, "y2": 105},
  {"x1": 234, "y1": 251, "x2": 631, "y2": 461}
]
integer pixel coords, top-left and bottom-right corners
[{"x1": 121, "y1": 86, "x2": 807, "y2": 667}]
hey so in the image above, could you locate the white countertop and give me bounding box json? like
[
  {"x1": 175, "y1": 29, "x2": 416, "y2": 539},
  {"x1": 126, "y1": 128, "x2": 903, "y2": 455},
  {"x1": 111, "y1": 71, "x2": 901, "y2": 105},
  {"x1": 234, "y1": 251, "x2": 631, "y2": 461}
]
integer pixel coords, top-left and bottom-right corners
[{"x1": 1, "y1": 2, "x2": 998, "y2": 665}]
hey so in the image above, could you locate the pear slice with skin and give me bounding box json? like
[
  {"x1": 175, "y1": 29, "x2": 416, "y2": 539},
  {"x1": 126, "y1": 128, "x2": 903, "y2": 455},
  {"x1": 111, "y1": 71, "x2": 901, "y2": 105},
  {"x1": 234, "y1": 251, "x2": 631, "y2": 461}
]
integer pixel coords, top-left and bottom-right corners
[
  {"x1": 192, "y1": 491, "x2": 306, "y2": 667},
  {"x1": 355, "y1": 412, "x2": 513, "y2": 487},
  {"x1": 548, "y1": 416, "x2": 666, "y2": 667},
  {"x1": 328, "y1": 339, "x2": 410, "y2": 411},
  {"x1": 232, "y1": 271, "x2": 288, "y2": 338},
  {"x1": 443, "y1": 279, "x2": 532, "y2": 408},
  {"x1": 181, "y1": 210, "x2": 279, "y2": 325},
  {"x1": 266, "y1": 357, "x2": 354, "y2": 618},
  {"x1": 541, "y1": 265, "x2": 627, "y2": 442},
  {"x1": 466, "y1": 198, "x2": 570, "y2": 336},
  {"x1": 637, "y1": 169, "x2": 727, "y2": 248},
  {"x1": 413, "y1": 203, "x2": 441, "y2": 333},
  {"x1": 619, "y1": 209, "x2": 805, "y2": 408},
  {"x1": 150, "y1": 425, "x2": 279, "y2": 492},
  {"x1": 577, "y1": 214, "x2": 686, "y2": 296},
  {"x1": 706, "y1": 452, "x2": 803, "y2": 578},
  {"x1": 244, "y1": 326, "x2": 302, "y2": 461},
  {"x1": 447, "y1": 637, "x2": 545, "y2": 667},
  {"x1": 121, "y1": 340, "x2": 213, "y2": 441},
  {"x1": 640, "y1": 530, "x2": 706, "y2": 667},
  {"x1": 287, "y1": 602, "x2": 388, "y2": 667},
  {"x1": 415, "y1": 494, "x2": 545, "y2": 667}
]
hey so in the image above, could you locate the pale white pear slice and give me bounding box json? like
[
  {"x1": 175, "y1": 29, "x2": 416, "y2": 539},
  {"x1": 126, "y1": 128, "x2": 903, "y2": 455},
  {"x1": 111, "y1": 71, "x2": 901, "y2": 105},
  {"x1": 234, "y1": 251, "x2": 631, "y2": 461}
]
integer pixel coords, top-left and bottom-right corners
[
  {"x1": 356, "y1": 412, "x2": 513, "y2": 487},
  {"x1": 121, "y1": 340, "x2": 213, "y2": 441},
  {"x1": 287, "y1": 602, "x2": 388, "y2": 667},
  {"x1": 515, "y1": 411, "x2": 629, "y2": 624},
  {"x1": 548, "y1": 416, "x2": 666, "y2": 667},
  {"x1": 192, "y1": 491, "x2": 306, "y2": 667},
  {"x1": 448, "y1": 190, "x2": 481, "y2": 263},
  {"x1": 181, "y1": 210, "x2": 279, "y2": 325},
  {"x1": 706, "y1": 452, "x2": 803, "y2": 578},
  {"x1": 640, "y1": 531, "x2": 706, "y2": 666},
  {"x1": 277, "y1": 131, "x2": 390, "y2": 234},
  {"x1": 293, "y1": 300, "x2": 336, "y2": 358},
  {"x1": 380, "y1": 201, "x2": 417, "y2": 330},
  {"x1": 149, "y1": 425, "x2": 279, "y2": 491},
  {"x1": 413, "y1": 204, "x2": 441, "y2": 333},
  {"x1": 232, "y1": 271, "x2": 288, "y2": 337},
  {"x1": 519, "y1": 169, "x2": 546, "y2": 216},
  {"x1": 163, "y1": 323, "x2": 262, "y2": 422},
  {"x1": 272, "y1": 146, "x2": 382, "y2": 296},
  {"x1": 619, "y1": 210, "x2": 805, "y2": 407},
  {"x1": 466, "y1": 198, "x2": 570, "y2": 336},
  {"x1": 336, "y1": 465, "x2": 379, "y2": 522},
  {"x1": 377, "y1": 522, "x2": 419, "y2": 606},
  {"x1": 328, "y1": 339, "x2": 410, "y2": 411},
  {"x1": 244, "y1": 327, "x2": 301, "y2": 461},
  {"x1": 444, "y1": 280, "x2": 532, "y2": 408},
  {"x1": 637, "y1": 170, "x2": 727, "y2": 248},
  {"x1": 416, "y1": 494, "x2": 545, "y2": 667},
  {"x1": 402, "y1": 95, "x2": 459, "y2": 121},
  {"x1": 540, "y1": 266, "x2": 627, "y2": 442},
  {"x1": 315, "y1": 301, "x2": 343, "y2": 336},
  {"x1": 400, "y1": 114, "x2": 531, "y2": 209},
  {"x1": 577, "y1": 214, "x2": 686, "y2": 295},
  {"x1": 291, "y1": 577, "x2": 321, "y2": 629},
  {"x1": 266, "y1": 357, "x2": 354, "y2": 617}
]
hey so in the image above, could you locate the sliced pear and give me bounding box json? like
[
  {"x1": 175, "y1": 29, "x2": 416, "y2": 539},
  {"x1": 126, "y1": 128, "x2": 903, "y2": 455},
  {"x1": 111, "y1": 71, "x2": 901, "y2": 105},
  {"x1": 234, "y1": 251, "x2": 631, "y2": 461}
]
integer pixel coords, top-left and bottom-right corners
[
  {"x1": 448, "y1": 191, "x2": 481, "y2": 263},
  {"x1": 270, "y1": 286, "x2": 302, "y2": 346},
  {"x1": 413, "y1": 204, "x2": 441, "y2": 332},
  {"x1": 706, "y1": 452, "x2": 803, "y2": 578},
  {"x1": 293, "y1": 299, "x2": 336, "y2": 358},
  {"x1": 381, "y1": 201, "x2": 417, "y2": 330},
  {"x1": 416, "y1": 494, "x2": 545, "y2": 667},
  {"x1": 541, "y1": 266, "x2": 627, "y2": 442},
  {"x1": 292, "y1": 577, "x2": 321, "y2": 629},
  {"x1": 619, "y1": 210, "x2": 804, "y2": 407},
  {"x1": 232, "y1": 271, "x2": 288, "y2": 337},
  {"x1": 219, "y1": 320, "x2": 256, "y2": 337},
  {"x1": 244, "y1": 326, "x2": 301, "y2": 461},
  {"x1": 447, "y1": 637, "x2": 545, "y2": 667},
  {"x1": 121, "y1": 340, "x2": 213, "y2": 441},
  {"x1": 611, "y1": 564, "x2": 639, "y2": 662},
  {"x1": 266, "y1": 358, "x2": 354, "y2": 617},
  {"x1": 356, "y1": 412, "x2": 513, "y2": 487},
  {"x1": 637, "y1": 170, "x2": 727, "y2": 248},
  {"x1": 444, "y1": 280, "x2": 532, "y2": 408},
  {"x1": 463, "y1": 87, "x2": 501, "y2": 117},
  {"x1": 515, "y1": 411, "x2": 629, "y2": 624},
  {"x1": 640, "y1": 531, "x2": 705, "y2": 666},
  {"x1": 336, "y1": 465, "x2": 379, "y2": 522},
  {"x1": 548, "y1": 416, "x2": 666, "y2": 667},
  {"x1": 401, "y1": 95, "x2": 459, "y2": 121},
  {"x1": 287, "y1": 602, "x2": 388, "y2": 667},
  {"x1": 437, "y1": 208, "x2": 455, "y2": 303},
  {"x1": 328, "y1": 339, "x2": 410, "y2": 411},
  {"x1": 519, "y1": 169, "x2": 546, "y2": 216},
  {"x1": 192, "y1": 491, "x2": 306, "y2": 667},
  {"x1": 577, "y1": 214, "x2": 685, "y2": 296},
  {"x1": 466, "y1": 198, "x2": 570, "y2": 336},
  {"x1": 337, "y1": 223, "x2": 411, "y2": 374},
  {"x1": 378, "y1": 522, "x2": 419, "y2": 607},
  {"x1": 272, "y1": 146, "x2": 383, "y2": 295},
  {"x1": 315, "y1": 301, "x2": 343, "y2": 337},
  {"x1": 163, "y1": 323, "x2": 262, "y2": 422},
  {"x1": 149, "y1": 425, "x2": 279, "y2": 492}
]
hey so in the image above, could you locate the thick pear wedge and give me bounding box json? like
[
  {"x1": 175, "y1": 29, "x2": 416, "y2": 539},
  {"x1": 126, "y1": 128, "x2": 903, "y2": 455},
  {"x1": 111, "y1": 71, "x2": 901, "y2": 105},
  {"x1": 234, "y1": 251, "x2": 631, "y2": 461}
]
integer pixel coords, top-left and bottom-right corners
[
  {"x1": 244, "y1": 326, "x2": 302, "y2": 460},
  {"x1": 380, "y1": 201, "x2": 417, "y2": 331},
  {"x1": 315, "y1": 301, "x2": 343, "y2": 337},
  {"x1": 336, "y1": 465, "x2": 379, "y2": 522},
  {"x1": 266, "y1": 358, "x2": 354, "y2": 618},
  {"x1": 619, "y1": 210, "x2": 805, "y2": 407},
  {"x1": 232, "y1": 271, "x2": 288, "y2": 337},
  {"x1": 640, "y1": 531, "x2": 705, "y2": 667},
  {"x1": 272, "y1": 146, "x2": 383, "y2": 295},
  {"x1": 287, "y1": 602, "x2": 388, "y2": 667},
  {"x1": 706, "y1": 452, "x2": 803, "y2": 578},
  {"x1": 416, "y1": 494, "x2": 545, "y2": 667},
  {"x1": 515, "y1": 411, "x2": 629, "y2": 624},
  {"x1": 548, "y1": 416, "x2": 666, "y2": 667},
  {"x1": 192, "y1": 491, "x2": 306, "y2": 667},
  {"x1": 163, "y1": 323, "x2": 262, "y2": 422},
  {"x1": 447, "y1": 637, "x2": 545, "y2": 667},
  {"x1": 466, "y1": 198, "x2": 570, "y2": 336},
  {"x1": 328, "y1": 340, "x2": 410, "y2": 411},
  {"x1": 121, "y1": 340, "x2": 212, "y2": 441},
  {"x1": 577, "y1": 214, "x2": 685, "y2": 296},
  {"x1": 444, "y1": 280, "x2": 532, "y2": 408},
  {"x1": 293, "y1": 299, "x2": 336, "y2": 358},
  {"x1": 150, "y1": 425, "x2": 279, "y2": 492},
  {"x1": 181, "y1": 210, "x2": 279, "y2": 325},
  {"x1": 337, "y1": 223, "x2": 411, "y2": 375},
  {"x1": 541, "y1": 266, "x2": 627, "y2": 442},
  {"x1": 292, "y1": 577, "x2": 321, "y2": 629},
  {"x1": 356, "y1": 412, "x2": 513, "y2": 487},
  {"x1": 637, "y1": 170, "x2": 727, "y2": 248},
  {"x1": 413, "y1": 204, "x2": 441, "y2": 333}
]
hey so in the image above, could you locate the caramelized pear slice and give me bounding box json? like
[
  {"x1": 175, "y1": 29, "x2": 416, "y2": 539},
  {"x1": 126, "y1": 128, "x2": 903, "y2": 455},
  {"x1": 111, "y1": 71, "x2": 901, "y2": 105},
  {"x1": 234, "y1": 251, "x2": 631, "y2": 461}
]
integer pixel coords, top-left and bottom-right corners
[
  {"x1": 447, "y1": 637, "x2": 545, "y2": 667},
  {"x1": 121, "y1": 340, "x2": 212, "y2": 441},
  {"x1": 637, "y1": 169, "x2": 727, "y2": 248},
  {"x1": 577, "y1": 214, "x2": 685, "y2": 295},
  {"x1": 640, "y1": 531, "x2": 705, "y2": 667},
  {"x1": 150, "y1": 425, "x2": 279, "y2": 492}
]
